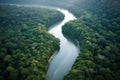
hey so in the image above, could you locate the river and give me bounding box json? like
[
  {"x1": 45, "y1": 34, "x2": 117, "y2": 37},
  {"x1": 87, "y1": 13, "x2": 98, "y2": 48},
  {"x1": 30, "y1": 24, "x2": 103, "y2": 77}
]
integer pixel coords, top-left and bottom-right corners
[
  {"x1": 10, "y1": 4, "x2": 79, "y2": 80},
  {"x1": 47, "y1": 9, "x2": 79, "y2": 80},
  {"x1": 8, "y1": 4, "x2": 79, "y2": 79}
]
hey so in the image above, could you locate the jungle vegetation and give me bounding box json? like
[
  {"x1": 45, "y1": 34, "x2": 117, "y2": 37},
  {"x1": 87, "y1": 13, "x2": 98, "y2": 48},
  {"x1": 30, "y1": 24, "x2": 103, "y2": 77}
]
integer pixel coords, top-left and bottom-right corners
[
  {"x1": 63, "y1": 0, "x2": 120, "y2": 80},
  {"x1": 0, "y1": 0, "x2": 120, "y2": 80},
  {"x1": 0, "y1": 4, "x2": 64, "y2": 80}
]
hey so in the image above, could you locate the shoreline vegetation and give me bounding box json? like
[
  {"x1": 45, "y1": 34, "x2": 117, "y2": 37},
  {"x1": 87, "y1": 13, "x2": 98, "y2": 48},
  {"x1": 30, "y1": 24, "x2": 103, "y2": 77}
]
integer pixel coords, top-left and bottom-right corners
[
  {"x1": 0, "y1": 4, "x2": 64, "y2": 80},
  {"x1": 0, "y1": 0, "x2": 120, "y2": 80},
  {"x1": 62, "y1": 0, "x2": 120, "y2": 80}
]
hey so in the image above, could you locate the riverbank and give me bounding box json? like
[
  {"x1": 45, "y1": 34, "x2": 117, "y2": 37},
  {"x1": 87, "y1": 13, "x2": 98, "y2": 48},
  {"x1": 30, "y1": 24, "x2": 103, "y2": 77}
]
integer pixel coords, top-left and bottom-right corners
[
  {"x1": 47, "y1": 9, "x2": 79, "y2": 80},
  {"x1": 0, "y1": 4, "x2": 64, "y2": 80},
  {"x1": 62, "y1": 1, "x2": 120, "y2": 79}
]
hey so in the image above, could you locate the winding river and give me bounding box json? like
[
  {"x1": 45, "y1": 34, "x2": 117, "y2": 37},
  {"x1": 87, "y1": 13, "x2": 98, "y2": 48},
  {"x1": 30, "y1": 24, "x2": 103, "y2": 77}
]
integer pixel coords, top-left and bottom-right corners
[
  {"x1": 47, "y1": 9, "x2": 79, "y2": 80},
  {"x1": 10, "y1": 4, "x2": 79, "y2": 79},
  {"x1": 10, "y1": 4, "x2": 79, "y2": 80}
]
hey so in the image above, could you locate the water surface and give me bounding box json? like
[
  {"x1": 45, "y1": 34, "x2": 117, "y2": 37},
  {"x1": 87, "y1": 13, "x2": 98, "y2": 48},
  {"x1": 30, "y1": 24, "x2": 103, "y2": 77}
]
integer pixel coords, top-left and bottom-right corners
[{"x1": 47, "y1": 9, "x2": 79, "y2": 80}]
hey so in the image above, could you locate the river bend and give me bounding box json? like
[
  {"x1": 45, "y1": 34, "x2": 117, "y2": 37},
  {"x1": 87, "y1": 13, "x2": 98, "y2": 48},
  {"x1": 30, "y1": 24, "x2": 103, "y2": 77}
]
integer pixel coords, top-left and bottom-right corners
[{"x1": 47, "y1": 9, "x2": 79, "y2": 80}]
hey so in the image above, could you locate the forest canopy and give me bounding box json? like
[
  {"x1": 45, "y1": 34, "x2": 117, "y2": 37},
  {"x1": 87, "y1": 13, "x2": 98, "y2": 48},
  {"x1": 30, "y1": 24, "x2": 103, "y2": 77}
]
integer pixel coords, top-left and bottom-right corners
[
  {"x1": 62, "y1": 0, "x2": 120, "y2": 80},
  {"x1": 0, "y1": 0, "x2": 120, "y2": 80},
  {"x1": 0, "y1": 4, "x2": 64, "y2": 80}
]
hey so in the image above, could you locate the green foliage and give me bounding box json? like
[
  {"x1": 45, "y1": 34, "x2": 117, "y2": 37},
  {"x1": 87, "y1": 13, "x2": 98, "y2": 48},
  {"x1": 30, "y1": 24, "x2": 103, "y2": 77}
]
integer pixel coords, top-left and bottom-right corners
[
  {"x1": 0, "y1": 4, "x2": 64, "y2": 80},
  {"x1": 63, "y1": 0, "x2": 120, "y2": 80}
]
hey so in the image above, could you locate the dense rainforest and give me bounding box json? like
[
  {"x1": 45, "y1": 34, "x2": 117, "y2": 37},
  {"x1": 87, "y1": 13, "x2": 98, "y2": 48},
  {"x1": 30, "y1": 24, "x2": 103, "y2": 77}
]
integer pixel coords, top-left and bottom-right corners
[
  {"x1": 0, "y1": 4, "x2": 64, "y2": 80},
  {"x1": 62, "y1": 0, "x2": 120, "y2": 80},
  {"x1": 0, "y1": 0, "x2": 120, "y2": 80}
]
